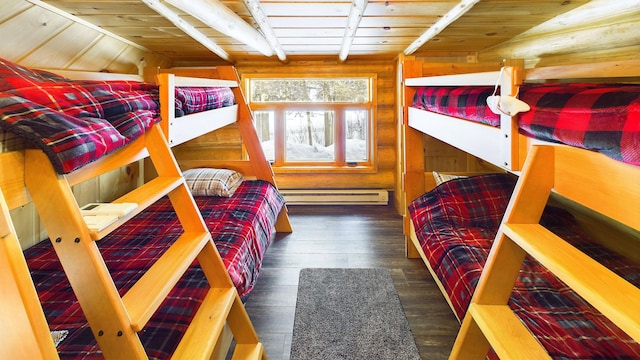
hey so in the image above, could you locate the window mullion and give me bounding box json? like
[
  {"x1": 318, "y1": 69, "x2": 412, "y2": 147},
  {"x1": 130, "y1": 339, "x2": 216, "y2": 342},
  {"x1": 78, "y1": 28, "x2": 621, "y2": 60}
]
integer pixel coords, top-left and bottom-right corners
[
  {"x1": 274, "y1": 106, "x2": 285, "y2": 166},
  {"x1": 335, "y1": 105, "x2": 346, "y2": 166}
]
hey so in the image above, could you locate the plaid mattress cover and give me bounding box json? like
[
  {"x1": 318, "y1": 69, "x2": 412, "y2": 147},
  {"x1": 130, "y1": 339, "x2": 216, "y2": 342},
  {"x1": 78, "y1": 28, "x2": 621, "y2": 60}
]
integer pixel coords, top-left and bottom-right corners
[
  {"x1": 24, "y1": 180, "x2": 284, "y2": 359},
  {"x1": 412, "y1": 83, "x2": 640, "y2": 166},
  {"x1": 408, "y1": 174, "x2": 640, "y2": 359},
  {"x1": 174, "y1": 86, "x2": 235, "y2": 117}
]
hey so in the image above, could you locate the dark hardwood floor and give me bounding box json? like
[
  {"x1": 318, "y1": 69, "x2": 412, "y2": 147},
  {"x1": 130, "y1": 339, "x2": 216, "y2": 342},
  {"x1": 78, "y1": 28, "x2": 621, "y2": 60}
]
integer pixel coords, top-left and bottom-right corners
[{"x1": 243, "y1": 204, "x2": 460, "y2": 360}]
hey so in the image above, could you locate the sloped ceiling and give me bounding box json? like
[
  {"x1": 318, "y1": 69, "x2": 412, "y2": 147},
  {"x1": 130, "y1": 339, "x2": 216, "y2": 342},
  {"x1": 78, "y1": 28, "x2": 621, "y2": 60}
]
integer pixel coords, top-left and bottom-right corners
[{"x1": 38, "y1": 0, "x2": 588, "y2": 65}]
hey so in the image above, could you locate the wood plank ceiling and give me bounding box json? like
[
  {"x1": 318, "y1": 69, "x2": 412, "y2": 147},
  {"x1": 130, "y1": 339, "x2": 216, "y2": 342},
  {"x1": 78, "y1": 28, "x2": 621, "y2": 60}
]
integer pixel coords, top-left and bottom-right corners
[{"x1": 39, "y1": 0, "x2": 587, "y2": 66}]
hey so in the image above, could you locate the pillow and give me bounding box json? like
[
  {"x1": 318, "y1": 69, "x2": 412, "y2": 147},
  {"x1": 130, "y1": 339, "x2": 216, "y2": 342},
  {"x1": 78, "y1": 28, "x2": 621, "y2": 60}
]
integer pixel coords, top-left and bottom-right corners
[
  {"x1": 432, "y1": 171, "x2": 466, "y2": 186},
  {"x1": 183, "y1": 168, "x2": 243, "y2": 197}
]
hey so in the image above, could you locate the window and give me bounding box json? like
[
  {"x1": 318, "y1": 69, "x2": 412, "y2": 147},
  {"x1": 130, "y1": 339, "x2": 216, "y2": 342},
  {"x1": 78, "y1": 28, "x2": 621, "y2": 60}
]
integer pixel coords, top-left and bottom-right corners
[{"x1": 245, "y1": 76, "x2": 376, "y2": 171}]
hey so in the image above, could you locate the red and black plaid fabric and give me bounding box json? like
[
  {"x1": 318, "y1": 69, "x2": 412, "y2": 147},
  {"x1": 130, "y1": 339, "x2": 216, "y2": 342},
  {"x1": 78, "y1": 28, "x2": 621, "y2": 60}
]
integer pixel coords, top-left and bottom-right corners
[
  {"x1": 24, "y1": 180, "x2": 284, "y2": 359},
  {"x1": 519, "y1": 83, "x2": 640, "y2": 166},
  {"x1": 409, "y1": 175, "x2": 640, "y2": 359},
  {"x1": 412, "y1": 86, "x2": 500, "y2": 126},
  {"x1": 174, "y1": 87, "x2": 235, "y2": 117},
  {"x1": 0, "y1": 58, "x2": 159, "y2": 173}
]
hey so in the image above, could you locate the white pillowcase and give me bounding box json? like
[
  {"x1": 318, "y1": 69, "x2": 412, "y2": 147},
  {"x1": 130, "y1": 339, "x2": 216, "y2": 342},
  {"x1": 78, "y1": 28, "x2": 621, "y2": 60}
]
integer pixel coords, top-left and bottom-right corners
[
  {"x1": 432, "y1": 171, "x2": 466, "y2": 186},
  {"x1": 183, "y1": 168, "x2": 243, "y2": 197}
]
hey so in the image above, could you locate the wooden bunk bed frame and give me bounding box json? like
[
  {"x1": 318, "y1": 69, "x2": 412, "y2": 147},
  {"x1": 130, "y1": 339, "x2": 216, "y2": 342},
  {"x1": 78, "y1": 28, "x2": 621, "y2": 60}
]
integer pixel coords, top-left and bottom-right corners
[
  {"x1": 453, "y1": 144, "x2": 640, "y2": 359},
  {"x1": 401, "y1": 59, "x2": 640, "y2": 358},
  {"x1": 0, "y1": 66, "x2": 288, "y2": 359},
  {"x1": 402, "y1": 58, "x2": 640, "y2": 256}
]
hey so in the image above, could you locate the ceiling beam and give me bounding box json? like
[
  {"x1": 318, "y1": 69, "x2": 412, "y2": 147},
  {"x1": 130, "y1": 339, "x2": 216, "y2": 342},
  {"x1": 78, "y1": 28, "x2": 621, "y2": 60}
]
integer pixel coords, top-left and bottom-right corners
[
  {"x1": 404, "y1": 0, "x2": 480, "y2": 55},
  {"x1": 339, "y1": 0, "x2": 368, "y2": 62},
  {"x1": 141, "y1": 0, "x2": 232, "y2": 62},
  {"x1": 165, "y1": 0, "x2": 274, "y2": 57},
  {"x1": 243, "y1": 0, "x2": 287, "y2": 62}
]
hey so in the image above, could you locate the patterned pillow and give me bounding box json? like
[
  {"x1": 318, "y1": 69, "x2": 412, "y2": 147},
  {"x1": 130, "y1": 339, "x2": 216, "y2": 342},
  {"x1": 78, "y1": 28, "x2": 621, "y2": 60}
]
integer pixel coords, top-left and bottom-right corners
[
  {"x1": 183, "y1": 168, "x2": 243, "y2": 197},
  {"x1": 432, "y1": 171, "x2": 466, "y2": 186}
]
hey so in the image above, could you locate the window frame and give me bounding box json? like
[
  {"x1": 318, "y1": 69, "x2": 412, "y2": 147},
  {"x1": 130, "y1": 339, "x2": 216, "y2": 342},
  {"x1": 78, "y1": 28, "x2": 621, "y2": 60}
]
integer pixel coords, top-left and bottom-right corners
[{"x1": 243, "y1": 73, "x2": 377, "y2": 173}]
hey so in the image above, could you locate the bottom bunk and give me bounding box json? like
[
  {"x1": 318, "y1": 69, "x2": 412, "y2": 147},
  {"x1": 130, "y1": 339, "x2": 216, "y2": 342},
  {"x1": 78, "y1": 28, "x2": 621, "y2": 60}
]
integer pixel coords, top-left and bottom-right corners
[
  {"x1": 24, "y1": 179, "x2": 284, "y2": 358},
  {"x1": 408, "y1": 173, "x2": 640, "y2": 358}
]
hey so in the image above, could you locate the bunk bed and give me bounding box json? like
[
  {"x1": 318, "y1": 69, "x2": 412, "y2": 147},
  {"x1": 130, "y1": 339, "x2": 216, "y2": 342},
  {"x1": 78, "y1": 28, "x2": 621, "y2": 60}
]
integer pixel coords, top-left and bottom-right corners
[
  {"x1": 0, "y1": 57, "x2": 290, "y2": 358},
  {"x1": 403, "y1": 59, "x2": 640, "y2": 358}
]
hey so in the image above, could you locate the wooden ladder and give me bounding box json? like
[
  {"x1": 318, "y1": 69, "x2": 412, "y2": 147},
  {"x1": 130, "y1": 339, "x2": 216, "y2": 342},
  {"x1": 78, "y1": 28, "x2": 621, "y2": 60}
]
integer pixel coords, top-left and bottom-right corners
[
  {"x1": 449, "y1": 145, "x2": 640, "y2": 359},
  {"x1": 24, "y1": 124, "x2": 266, "y2": 359},
  {"x1": 0, "y1": 187, "x2": 60, "y2": 359}
]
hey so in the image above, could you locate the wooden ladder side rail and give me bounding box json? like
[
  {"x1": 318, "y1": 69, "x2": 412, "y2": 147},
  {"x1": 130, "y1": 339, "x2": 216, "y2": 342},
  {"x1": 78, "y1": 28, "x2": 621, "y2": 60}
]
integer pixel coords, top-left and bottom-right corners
[
  {"x1": 216, "y1": 65, "x2": 292, "y2": 233},
  {"x1": 450, "y1": 145, "x2": 640, "y2": 359},
  {"x1": 0, "y1": 187, "x2": 60, "y2": 360},
  {"x1": 450, "y1": 145, "x2": 554, "y2": 359}
]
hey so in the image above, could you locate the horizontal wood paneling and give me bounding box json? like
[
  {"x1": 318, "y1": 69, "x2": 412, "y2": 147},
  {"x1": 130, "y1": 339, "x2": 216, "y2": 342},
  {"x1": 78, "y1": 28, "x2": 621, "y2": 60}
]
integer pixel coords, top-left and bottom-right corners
[
  {"x1": 478, "y1": 0, "x2": 640, "y2": 67},
  {"x1": 0, "y1": 0, "x2": 170, "y2": 73}
]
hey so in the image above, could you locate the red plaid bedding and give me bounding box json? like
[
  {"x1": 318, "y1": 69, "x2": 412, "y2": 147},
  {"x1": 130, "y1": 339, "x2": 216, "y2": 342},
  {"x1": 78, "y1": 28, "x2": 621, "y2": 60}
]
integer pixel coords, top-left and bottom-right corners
[
  {"x1": 174, "y1": 86, "x2": 235, "y2": 117},
  {"x1": 24, "y1": 180, "x2": 284, "y2": 359},
  {"x1": 412, "y1": 86, "x2": 500, "y2": 126},
  {"x1": 409, "y1": 174, "x2": 640, "y2": 359},
  {"x1": 0, "y1": 58, "x2": 160, "y2": 173},
  {"x1": 411, "y1": 83, "x2": 640, "y2": 166}
]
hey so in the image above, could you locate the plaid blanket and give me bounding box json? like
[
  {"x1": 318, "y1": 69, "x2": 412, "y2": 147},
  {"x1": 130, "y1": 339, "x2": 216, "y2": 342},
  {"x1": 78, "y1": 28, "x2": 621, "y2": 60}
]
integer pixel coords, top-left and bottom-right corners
[
  {"x1": 174, "y1": 86, "x2": 235, "y2": 117},
  {"x1": 412, "y1": 86, "x2": 500, "y2": 126},
  {"x1": 519, "y1": 83, "x2": 640, "y2": 166},
  {"x1": 409, "y1": 174, "x2": 640, "y2": 359},
  {"x1": 412, "y1": 83, "x2": 640, "y2": 166},
  {"x1": 25, "y1": 180, "x2": 284, "y2": 359},
  {"x1": 0, "y1": 58, "x2": 159, "y2": 173}
]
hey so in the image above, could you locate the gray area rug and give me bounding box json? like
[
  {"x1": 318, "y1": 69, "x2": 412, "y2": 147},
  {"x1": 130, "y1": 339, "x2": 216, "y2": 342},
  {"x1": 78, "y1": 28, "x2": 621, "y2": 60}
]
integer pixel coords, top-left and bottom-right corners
[{"x1": 290, "y1": 268, "x2": 421, "y2": 360}]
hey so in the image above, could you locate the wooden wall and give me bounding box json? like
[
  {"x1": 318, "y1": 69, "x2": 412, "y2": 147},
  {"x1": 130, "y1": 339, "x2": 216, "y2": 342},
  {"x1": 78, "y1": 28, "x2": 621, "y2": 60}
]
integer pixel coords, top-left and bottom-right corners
[{"x1": 1, "y1": 0, "x2": 170, "y2": 73}]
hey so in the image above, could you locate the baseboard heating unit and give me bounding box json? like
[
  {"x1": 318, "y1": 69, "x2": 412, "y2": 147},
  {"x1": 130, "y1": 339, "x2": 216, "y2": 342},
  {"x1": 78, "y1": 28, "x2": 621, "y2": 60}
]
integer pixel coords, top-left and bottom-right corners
[{"x1": 279, "y1": 189, "x2": 389, "y2": 205}]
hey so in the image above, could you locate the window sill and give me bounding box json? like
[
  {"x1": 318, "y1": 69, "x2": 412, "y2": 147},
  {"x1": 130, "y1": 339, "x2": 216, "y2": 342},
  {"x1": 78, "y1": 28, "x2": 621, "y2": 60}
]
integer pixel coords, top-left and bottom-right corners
[{"x1": 272, "y1": 164, "x2": 376, "y2": 174}]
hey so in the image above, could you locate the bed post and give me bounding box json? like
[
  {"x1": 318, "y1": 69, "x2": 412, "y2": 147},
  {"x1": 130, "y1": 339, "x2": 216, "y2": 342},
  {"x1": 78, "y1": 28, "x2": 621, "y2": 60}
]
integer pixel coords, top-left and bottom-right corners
[
  {"x1": 401, "y1": 58, "x2": 425, "y2": 258},
  {"x1": 500, "y1": 59, "x2": 524, "y2": 171},
  {"x1": 0, "y1": 187, "x2": 60, "y2": 359}
]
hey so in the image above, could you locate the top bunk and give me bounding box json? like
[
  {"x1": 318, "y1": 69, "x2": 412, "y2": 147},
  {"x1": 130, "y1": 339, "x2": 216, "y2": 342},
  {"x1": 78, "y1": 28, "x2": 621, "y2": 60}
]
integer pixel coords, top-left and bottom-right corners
[
  {"x1": 402, "y1": 59, "x2": 640, "y2": 172},
  {"x1": 0, "y1": 58, "x2": 261, "y2": 209}
]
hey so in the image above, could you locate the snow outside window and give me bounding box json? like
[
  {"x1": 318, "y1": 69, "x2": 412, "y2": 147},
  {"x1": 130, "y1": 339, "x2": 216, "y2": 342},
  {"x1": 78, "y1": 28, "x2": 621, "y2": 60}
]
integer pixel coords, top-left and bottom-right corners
[{"x1": 247, "y1": 76, "x2": 375, "y2": 170}]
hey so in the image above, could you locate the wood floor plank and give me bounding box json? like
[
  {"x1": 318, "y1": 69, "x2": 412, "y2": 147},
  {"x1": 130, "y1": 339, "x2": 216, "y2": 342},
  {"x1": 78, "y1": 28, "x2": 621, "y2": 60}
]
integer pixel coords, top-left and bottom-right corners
[{"x1": 243, "y1": 205, "x2": 459, "y2": 360}]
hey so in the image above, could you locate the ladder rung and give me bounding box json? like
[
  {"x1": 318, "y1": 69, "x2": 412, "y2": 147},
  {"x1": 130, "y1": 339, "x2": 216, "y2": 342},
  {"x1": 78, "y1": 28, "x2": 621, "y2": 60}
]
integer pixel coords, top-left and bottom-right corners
[
  {"x1": 232, "y1": 343, "x2": 264, "y2": 360},
  {"x1": 171, "y1": 287, "x2": 237, "y2": 359},
  {"x1": 503, "y1": 223, "x2": 640, "y2": 343},
  {"x1": 89, "y1": 176, "x2": 184, "y2": 240},
  {"x1": 123, "y1": 231, "x2": 212, "y2": 331},
  {"x1": 469, "y1": 304, "x2": 551, "y2": 359}
]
